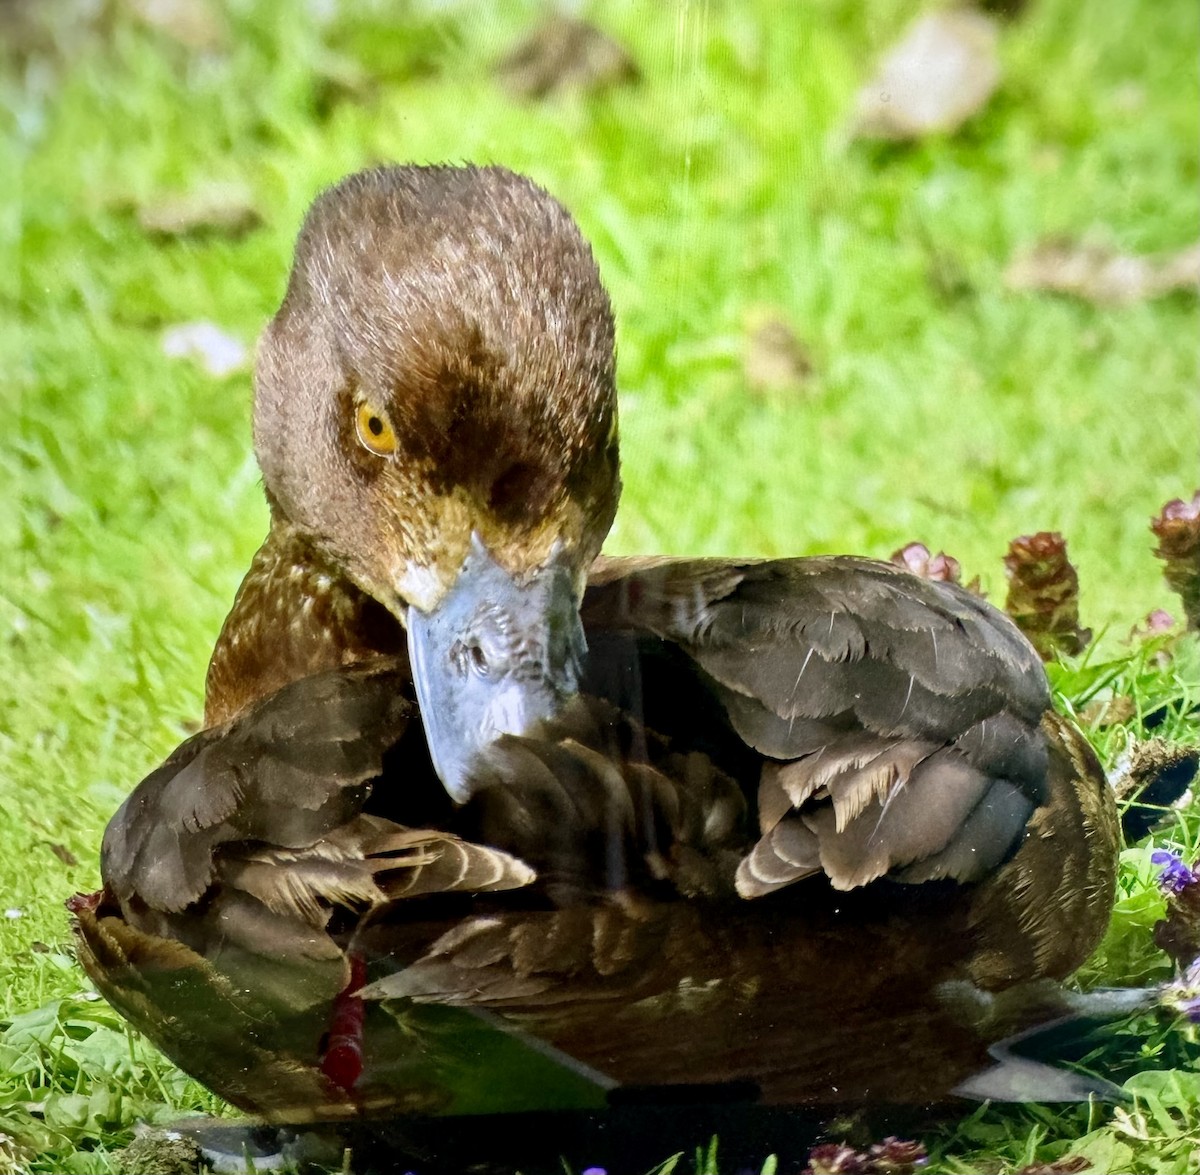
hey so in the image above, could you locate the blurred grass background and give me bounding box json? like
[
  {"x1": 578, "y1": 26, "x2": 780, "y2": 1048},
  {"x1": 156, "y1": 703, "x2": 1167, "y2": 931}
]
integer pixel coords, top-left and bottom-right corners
[{"x1": 2, "y1": 0, "x2": 1198, "y2": 1170}]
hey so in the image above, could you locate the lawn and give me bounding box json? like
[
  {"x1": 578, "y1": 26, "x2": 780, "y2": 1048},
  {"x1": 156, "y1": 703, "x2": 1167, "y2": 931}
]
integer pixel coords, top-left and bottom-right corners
[{"x1": 3, "y1": 0, "x2": 1198, "y2": 1171}]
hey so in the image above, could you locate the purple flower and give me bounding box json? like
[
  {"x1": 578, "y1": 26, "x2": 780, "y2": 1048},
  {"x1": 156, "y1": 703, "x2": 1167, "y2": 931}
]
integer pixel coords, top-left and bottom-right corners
[
  {"x1": 582, "y1": 1169, "x2": 607, "y2": 1175},
  {"x1": 1152, "y1": 850, "x2": 1198, "y2": 895},
  {"x1": 1163, "y1": 955, "x2": 1200, "y2": 1021}
]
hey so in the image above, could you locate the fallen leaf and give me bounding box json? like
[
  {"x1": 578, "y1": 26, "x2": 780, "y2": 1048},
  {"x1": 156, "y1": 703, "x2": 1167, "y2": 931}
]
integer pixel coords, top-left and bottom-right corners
[
  {"x1": 0, "y1": 0, "x2": 108, "y2": 66},
  {"x1": 161, "y1": 322, "x2": 249, "y2": 379},
  {"x1": 122, "y1": 0, "x2": 225, "y2": 52},
  {"x1": 852, "y1": 10, "x2": 1000, "y2": 140},
  {"x1": 496, "y1": 16, "x2": 639, "y2": 100},
  {"x1": 312, "y1": 49, "x2": 377, "y2": 118},
  {"x1": 1002, "y1": 531, "x2": 1091, "y2": 659},
  {"x1": 136, "y1": 182, "x2": 262, "y2": 239},
  {"x1": 49, "y1": 843, "x2": 78, "y2": 867},
  {"x1": 743, "y1": 315, "x2": 814, "y2": 392},
  {"x1": 1005, "y1": 239, "x2": 1200, "y2": 304}
]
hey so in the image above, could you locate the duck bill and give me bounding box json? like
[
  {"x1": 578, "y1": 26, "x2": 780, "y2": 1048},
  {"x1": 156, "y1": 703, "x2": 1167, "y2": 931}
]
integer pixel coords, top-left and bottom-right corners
[{"x1": 406, "y1": 535, "x2": 586, "y2": 803}]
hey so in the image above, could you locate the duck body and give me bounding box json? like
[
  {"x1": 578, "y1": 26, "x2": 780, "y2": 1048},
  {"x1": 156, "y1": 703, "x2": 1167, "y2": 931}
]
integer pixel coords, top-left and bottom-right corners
[
  {"x1": 73, "y1": 164, "x2": 1119, "y2": 1120},
  {"x1": 77, "y1": 553, "x2": 1116, "y2": 1116}
]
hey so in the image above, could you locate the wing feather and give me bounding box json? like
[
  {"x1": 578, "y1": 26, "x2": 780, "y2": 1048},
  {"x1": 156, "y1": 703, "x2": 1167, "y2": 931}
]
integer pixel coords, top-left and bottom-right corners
[{"x1": 584, "y1": 555, "x2": 1053, "y2": 902}]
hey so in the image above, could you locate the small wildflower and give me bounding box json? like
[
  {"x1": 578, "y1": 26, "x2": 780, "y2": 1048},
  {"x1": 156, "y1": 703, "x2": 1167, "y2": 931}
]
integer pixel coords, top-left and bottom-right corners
[
  {"x1": 1153, "y1": 850, "x2": 1200, "y2": 969},
  {"x1": 1162, "y1": 956, "x2": 1200, "y2": 1022},
  {"x1": 867, "y1": 1137, "x2": 928, "y2": 1173},
  {"x1": 1141, "y1": 608, "x2": 1177, "y2": 635},
  {"x1": 804, "y1": 1143, "x2": 866, "y2": 1175},
  {"x1": 803, "y1": 1138, "x2": 927, "y2": 1175},
  {"x1": 581, "y1": 1168, "x2": 607, "y2": 1175},
  {"x1": 1151, "y1": 849, "x2": 1198, "y2": 895}
]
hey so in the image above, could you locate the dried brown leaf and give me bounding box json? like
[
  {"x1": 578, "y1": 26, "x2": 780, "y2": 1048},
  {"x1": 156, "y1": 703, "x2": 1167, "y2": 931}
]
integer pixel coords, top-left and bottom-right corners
[
  {"x1": 1005, "y1": 238, "x2": 1200, "y2": 304},
  {"x1": 49, "y1": 842, "x2": 78, "y2": 867},
  {"x1": 744, "y1": 316, "x2": 814, "y2": 393},
  {"x1": 122, "y1": 0, "x2": 225, "y2": 52},
  {"x1": 852, "y1": 11, "x2": 1000, "y2": 140},
  {"x1": 1002, "y1": 532, "x2": 1091, "y2": 659},
  {"x1": 136, "y1": 182, "x2": 261, "y2": 239},
  {"x1": 496, "y1": 16, "x2": 639, "y2": 100}
]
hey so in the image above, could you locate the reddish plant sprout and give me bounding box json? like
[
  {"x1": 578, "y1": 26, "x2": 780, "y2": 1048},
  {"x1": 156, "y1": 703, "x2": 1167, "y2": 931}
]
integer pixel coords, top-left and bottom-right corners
[
  {"x1": 65, "y1": 890, "x2": 103, "y2": 915},
  {"x1": 1144, "y1": 608, "x2": 1177, "y2": 633},
  {"x1": 866, "y1": 1138, "x2": 929, "y2": 1173},
  {"x1": 1152, "y1": 849, "x2": 1200, "y2": 973},
  {"x1": 891, "y1": 543, "x2": 985, "y2": 595},
  {"x1": 1151, "y1": 490, "x2": 1200, "y2": 631},
  {"x1": 803, "y1": 1137, "x2": 928, "y2": 1175},
  {"x1": 804, "y1": 1144, "x2": 868, "y2": 1175},
  {"x1": 1129, "y1": 608, "x2": 1178, "y2": 642},
  {"x1": 891, "y1": 542, "x2": 962, "y2": 583},
  {"x1": 1002, "y1": 532, "x2": 1091, "y2": 659}
]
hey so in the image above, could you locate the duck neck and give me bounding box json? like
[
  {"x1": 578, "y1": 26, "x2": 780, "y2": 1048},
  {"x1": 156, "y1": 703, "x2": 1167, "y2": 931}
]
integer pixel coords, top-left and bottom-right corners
[{"x1": 203, "y1": 518, "x2": 406, "y2": 728}]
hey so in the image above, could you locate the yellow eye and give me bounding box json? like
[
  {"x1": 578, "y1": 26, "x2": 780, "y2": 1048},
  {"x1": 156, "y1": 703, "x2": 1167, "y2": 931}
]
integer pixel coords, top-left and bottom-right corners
[{"x1": 355, "y1": 401, "x2": 398, "y2": 456}]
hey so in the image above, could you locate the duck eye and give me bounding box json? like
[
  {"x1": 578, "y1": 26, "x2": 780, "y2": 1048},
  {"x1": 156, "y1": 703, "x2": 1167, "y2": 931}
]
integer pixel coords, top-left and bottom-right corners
[{"x1": 355, "y1": 401, "x2": 398, "y2": 456}]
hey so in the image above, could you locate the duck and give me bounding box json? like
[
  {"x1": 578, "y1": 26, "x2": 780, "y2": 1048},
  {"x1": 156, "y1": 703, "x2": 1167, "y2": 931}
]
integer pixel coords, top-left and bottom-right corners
[{"x1": 72, "y1": 165, "x2": 1123, "y2": 1123}]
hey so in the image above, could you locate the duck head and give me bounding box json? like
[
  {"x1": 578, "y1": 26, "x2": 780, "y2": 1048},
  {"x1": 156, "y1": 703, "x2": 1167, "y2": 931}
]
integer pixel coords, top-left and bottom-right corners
[{"x1": 254, "y1": 165, "x2": 620, "y2": 801}]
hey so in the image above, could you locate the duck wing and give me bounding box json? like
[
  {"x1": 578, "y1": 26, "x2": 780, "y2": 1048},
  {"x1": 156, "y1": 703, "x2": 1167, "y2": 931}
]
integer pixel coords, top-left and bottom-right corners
[
  {"x1": 75, "y1": 558, "x2": 1118, "y2": 1115},
  {"x1": 581, "y1": 555, "x2": 1117, "y2": 981},
  {"x1": 76, "y1": 660, "x2": 541, "y2": 1117}
]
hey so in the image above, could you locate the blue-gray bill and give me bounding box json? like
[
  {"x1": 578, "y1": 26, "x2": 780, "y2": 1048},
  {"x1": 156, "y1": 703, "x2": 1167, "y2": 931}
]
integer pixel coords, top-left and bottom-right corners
[{"x1": 407, "y1": 535, "x2": 587, "y2": 803}]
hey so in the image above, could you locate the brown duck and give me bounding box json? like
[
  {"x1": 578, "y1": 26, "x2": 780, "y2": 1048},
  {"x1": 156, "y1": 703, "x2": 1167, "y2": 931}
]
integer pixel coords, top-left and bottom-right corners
[{"x1": 73, "y1": 165, "x2": 1121, "y2": 1121}]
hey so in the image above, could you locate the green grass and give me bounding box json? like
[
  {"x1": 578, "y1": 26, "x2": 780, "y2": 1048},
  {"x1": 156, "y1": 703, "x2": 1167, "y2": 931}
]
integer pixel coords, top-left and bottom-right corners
[{"x1": 3, "y1": 0, "x2": 1198, "y2": 1170}]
